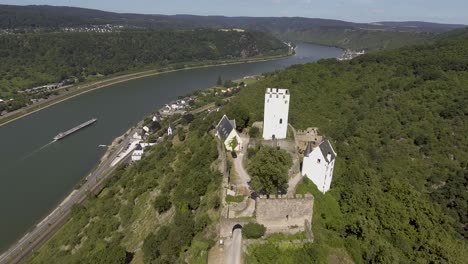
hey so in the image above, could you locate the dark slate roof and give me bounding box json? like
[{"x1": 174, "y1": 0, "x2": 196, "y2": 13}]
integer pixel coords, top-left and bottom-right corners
[
  {"x1": 319, "y1": 139, "x2": 336, "y2": 163},
  {"x1": 304, "y1": 141, "x2": 313, "y2": 157},
  {"x1": 148, "y1": 121, "x2": 161, "y2": 132},
  {"x1": 216, "y1": 115, "x2": 235, "y2": 141}
]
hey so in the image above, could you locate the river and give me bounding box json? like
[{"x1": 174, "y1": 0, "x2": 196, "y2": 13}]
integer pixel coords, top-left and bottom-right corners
[{"x1": 0, "y1": 43, "x2": 341, "y2": 252}]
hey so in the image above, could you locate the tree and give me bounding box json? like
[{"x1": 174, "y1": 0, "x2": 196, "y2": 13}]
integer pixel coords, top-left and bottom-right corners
[
  {"x1": 224, "y1": 79, "x2": 237, "y2": 88},
  {"x1": 154, "y1": 194, "x2": 172, "y2": 214},
  {"x1": 228, "y1": 104, "x2": 250, "y2": 130},
  {"x1": 143, "y1": 226, "x2": 170, "y2": 263},
  {"x1": 229, "y1": 136, "x2": 239, "y2": 152},
  {"x1": 177, "y1": 128, "x2": 186, "y2": 141},
  {"x1": 242, "y1": 223, "x2": 266, "y2": 238},
  {"x1": 249, "y1": 126, "x2": 260, "y2": 138},
  {"x1": 248, "y1": 146, "x2": 292, "y2": 194}
]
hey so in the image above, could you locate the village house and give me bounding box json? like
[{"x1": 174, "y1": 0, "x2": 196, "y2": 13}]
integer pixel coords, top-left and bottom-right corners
[
  {"x1": 131, "y1": 142, "x2": 156, "y2": 161},
  {"x1": 216, "y1": 115, "x2": 242, "y2": 151},
  {"x1": 263, "y1": 88, "x2": 290, "y2": 140},
  {"x1": 132, "y1": 128, "x2": 144, "y2": 140},
  {"x1": 152, "y1": 112, "x2": 162, "y2": 122},
  {"x1": 143, "y1": 121, "x2": 161, "y2": 134},
  {"x1": 301, "y1": 139, "x2": 337, "y2": 193}
]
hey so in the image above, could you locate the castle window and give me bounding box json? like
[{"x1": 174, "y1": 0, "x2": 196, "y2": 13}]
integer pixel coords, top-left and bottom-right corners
[
  {"x1": 317, "y1": 159, "x2": 321, "y2": 164},
  {"x1": 279, "y1": 118, "x2": 283, "y2": 124},
  {"x1": 285, "y1": 100, "x2": 288, "y2": 104}
]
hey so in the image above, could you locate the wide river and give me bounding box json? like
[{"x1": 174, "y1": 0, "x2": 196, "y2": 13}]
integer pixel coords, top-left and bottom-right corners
[{"x1": 0, "y1": 43, "x2": 341, "y2": 251}]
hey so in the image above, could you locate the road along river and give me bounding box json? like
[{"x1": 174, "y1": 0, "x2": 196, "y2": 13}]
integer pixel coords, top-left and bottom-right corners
[{"x1": 0, "y1": 43, "x2": 342, "y2": 252}]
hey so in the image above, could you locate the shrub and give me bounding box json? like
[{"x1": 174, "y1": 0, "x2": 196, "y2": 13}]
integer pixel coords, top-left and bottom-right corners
[
  {"x1": 225, "y1": 195, "x2": 244, "y2": 203},
  {"x1": 154, "y1": 194, "x2": 172, "y2": 214},
  {"x1": 249, "y1": 126, "x2": 260, "y2": 138},
  {"x1": 242, "y1": 223, "x2": 266, "y2": 239}
]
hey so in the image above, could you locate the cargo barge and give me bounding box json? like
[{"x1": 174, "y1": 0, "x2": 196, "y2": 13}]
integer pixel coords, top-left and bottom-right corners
[{"x1": 53, "y1": 118, "x2": 97, "y2": 141}]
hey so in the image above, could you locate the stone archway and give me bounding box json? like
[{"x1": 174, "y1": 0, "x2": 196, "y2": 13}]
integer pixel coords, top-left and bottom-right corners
[{"x1": 232, "y1": 224, "x2": 243, "y2": 233}]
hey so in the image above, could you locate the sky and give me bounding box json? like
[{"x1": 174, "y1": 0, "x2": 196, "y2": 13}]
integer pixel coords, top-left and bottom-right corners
[{"x1": 2, "y1": 0, "x2": 468, "y2": 24}]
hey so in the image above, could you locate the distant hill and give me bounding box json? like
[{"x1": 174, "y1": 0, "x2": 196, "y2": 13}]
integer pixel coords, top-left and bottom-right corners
[
  {"x1": 0, "y1": 29, "x2": 288, "y2": 100},
  {"x1": 375, "y1": 21, "x2": 466, "y2": 33},
  {"x1": 1, "y1": 4, "x2": 466, "y2": 51}
]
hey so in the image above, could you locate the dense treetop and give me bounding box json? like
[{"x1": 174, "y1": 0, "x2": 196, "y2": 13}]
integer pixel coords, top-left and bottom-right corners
[
  {"x1": 233, "y1": 30, "x2": 468, "y2": 262},
  {"x1": 0, "y1": 29, "x2": 288, "y2": 97}
]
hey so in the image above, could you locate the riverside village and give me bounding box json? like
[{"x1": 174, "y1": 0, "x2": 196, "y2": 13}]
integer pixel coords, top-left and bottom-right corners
[{"x1": 103, "y1": 80, "x2": 336, "y2": 263}]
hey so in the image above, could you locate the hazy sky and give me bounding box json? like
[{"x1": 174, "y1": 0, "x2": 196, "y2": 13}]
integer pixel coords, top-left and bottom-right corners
[{"x1": 4, "y1": 0, "x2": 468, "y2": 24}]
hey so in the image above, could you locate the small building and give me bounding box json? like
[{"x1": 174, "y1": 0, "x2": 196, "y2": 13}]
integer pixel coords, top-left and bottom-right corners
[
  {"x1": 216, "y1": 115, "x2": 242, "y2": 152},
  {"x1": 143, "y1": 121, "x2": 161, "y2": 134},
  {"x1": 131, "y1": 144, "x2": 144, "y2": 161},
  {"x1": 132, "y1": 129, "x2": 143, "y2": 140},
  {"x1": 263, "y1": 88, "x2": 290, "y2": 140},
  {"x1": 167, "y1": 124, "x2": 174, "y2": 135},
  {"x1": 152, "y1": 112, "x2": 162, "y2": 122},
  {"x1": 301, "y1": 139, "x2": 337, "y2": 193},
  {"x1": 131, "y1": 142, "x2": 156, "y2": 161}
]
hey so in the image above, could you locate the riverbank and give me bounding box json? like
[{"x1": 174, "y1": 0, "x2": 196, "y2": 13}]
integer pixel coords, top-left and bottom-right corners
[{"x1": 0, "y1": 53, "x2": 291, "y2": 128}]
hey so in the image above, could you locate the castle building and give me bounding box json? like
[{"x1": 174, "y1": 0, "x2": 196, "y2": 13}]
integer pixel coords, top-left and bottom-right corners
[
  {"x1": 263, "y1": 88, "x2": 290, "y2": 140},
  {"x1": 301, "y1": 139, "x2": 337, "y2": 193}
]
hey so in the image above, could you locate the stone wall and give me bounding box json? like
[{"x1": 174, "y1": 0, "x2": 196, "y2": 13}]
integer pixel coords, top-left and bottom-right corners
[
  {"x1": 295, "y1": 127, "x2": 323, "y2": 154},
  {"x1": 256, "y1": 194, "x2": 313, "y2": 233}
]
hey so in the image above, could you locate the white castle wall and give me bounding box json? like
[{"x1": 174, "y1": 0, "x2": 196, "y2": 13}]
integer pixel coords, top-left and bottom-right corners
[{"x1": 263, "y1": 88, "x2": 290, "y2": 140}]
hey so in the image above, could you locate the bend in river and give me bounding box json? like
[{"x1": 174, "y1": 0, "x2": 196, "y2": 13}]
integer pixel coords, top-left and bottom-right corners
[{"x1": 0, "y1": 43, "x2": 342, "y2": 252}]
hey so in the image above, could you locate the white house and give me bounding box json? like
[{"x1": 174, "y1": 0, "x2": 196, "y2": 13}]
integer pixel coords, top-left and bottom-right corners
[
  {"x1": 263, "y1": 88, "x2": 290, "y2": 140},
  {"x1": 152, "y1": 112, "x2": 162, "y2": 122},
  {"x1": 143, "y1": 121, "x2": 161, "y2": 134},
  {"x1": 131, "y1": 144, "x2": 144, "y2": 161},
  {"x1": 301, "y1": 139, "x2": 337, "y2": 193},
  {"x1": 132, "y1": 131, "x2": 143, "y2": 140},
  {"x1": 216, "y1": 115, "x2": 242, "y2": 151},
  {"x1": 131, "y1": 142, "x2": 156, "y2": 161}
]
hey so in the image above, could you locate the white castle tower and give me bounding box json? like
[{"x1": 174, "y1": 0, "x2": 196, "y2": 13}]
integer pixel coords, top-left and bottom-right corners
[{"x1": 263, "y1": 88, "x2": 290, "y2": 140}]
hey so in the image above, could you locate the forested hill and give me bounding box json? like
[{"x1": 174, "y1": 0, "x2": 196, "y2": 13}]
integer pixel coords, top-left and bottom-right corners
[
  {"x1": 0, "y1": 29, "x2": 288, "y2": 97},
  {"x1": 1, "y1": 5, "x2": 466, "y2": 51},
  {"x1": 2, "y1": 5, "x2": 464, "y2": 32},
  {"x1": 229, "y1": 29, "x2": 468, "y2": 262}
]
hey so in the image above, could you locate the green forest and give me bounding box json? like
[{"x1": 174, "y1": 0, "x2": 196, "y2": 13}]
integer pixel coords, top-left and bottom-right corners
[
  {"x1": 276, "y1": 29, "x2": 432, "y2": 51},
  {"x1": 0, "y1": 29, "x2": 288, "y2": 97},
  {"x1": 229, "y1": 30, "x2": 468, "y2": 263}
]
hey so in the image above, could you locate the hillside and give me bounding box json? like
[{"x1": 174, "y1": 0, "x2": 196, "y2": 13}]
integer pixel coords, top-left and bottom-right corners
[
  {"x1": 1, "y1": 5, "x2": 466, "y2": 51},
  {"x1": 228, "y1": 30, "x2": 468, "y2": 262},
  {"x1": 0, "y1": 29, "x2": 288, "y2": 98},
  {"x1": 20, "y1": 28, "x2": 468, "y2": 263},
  {"x1": 24, "y1": 111, "x2": 226, "y2": 263}
]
